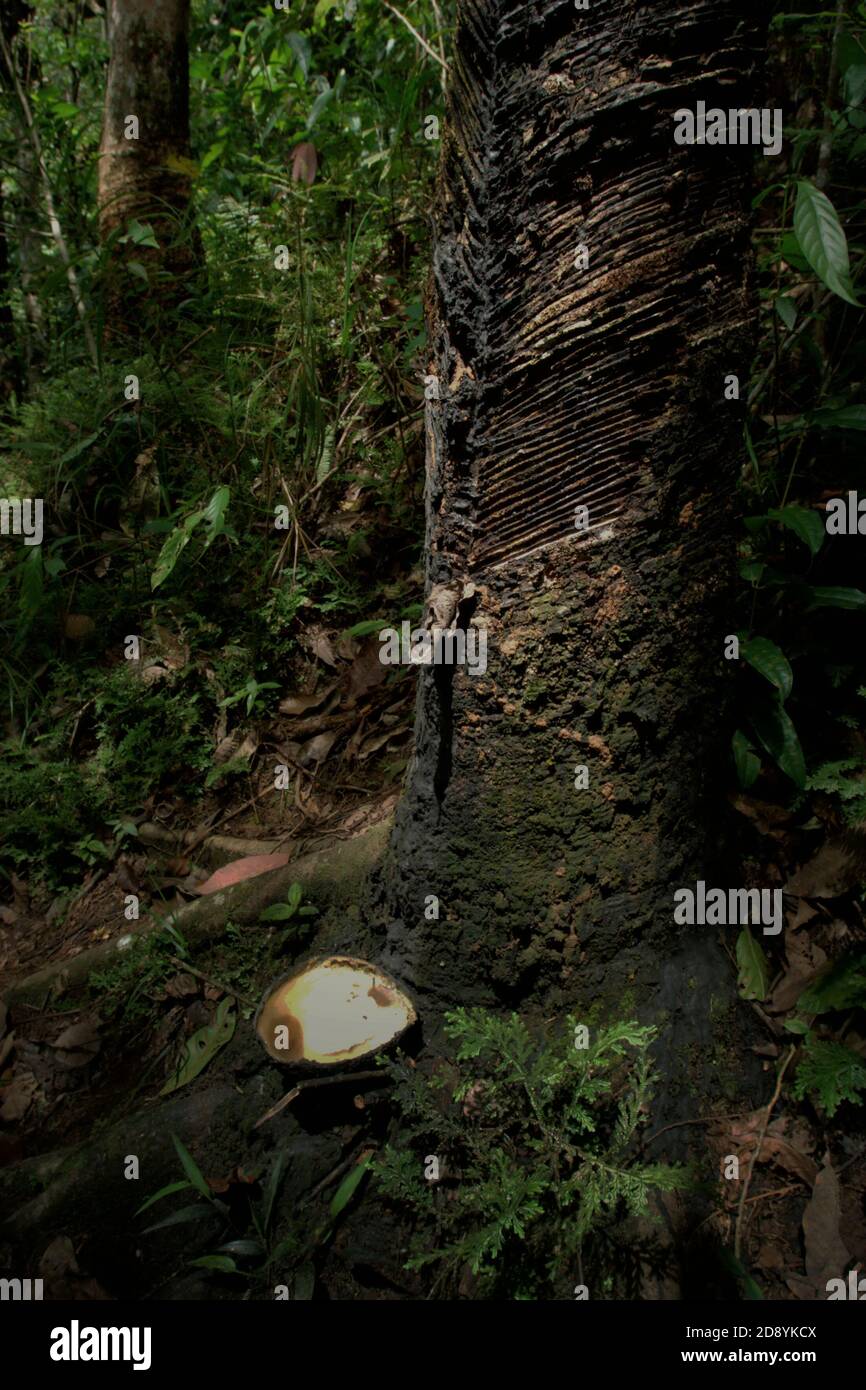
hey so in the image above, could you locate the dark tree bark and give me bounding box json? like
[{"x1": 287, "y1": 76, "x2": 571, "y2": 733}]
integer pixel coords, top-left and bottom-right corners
[
  {"x1": 98, "y1": 0, "x2": 200, "y2": 318},
  {"x1": 369, "y1": 0, "x2": 771, "y2": 1128},
  {"x1": 0, "y1": 0, "x2": 38, "y2": 390}
]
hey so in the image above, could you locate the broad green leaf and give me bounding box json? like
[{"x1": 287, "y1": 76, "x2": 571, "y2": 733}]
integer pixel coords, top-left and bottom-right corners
[
  {"x1": 200, "y1": 142, "x2": 224, "y2": 172},
  {"x1": 797, "y1": 949, "x2": 866, "y2": 1014},
  {"x1": 842, "y1": 62, "x2": 866, "y2": 115},
  {"x1": 811, "y1": 405, "x2": 866, "y2": 430},
  {"x1": 736, "y1": 928, "x2": 769, "y2": 1001},
  {"x1": 750, "y1": 698, "x2": 806, "y2": 788},
  {"x1": 287, "y1": 31, "x2": 311, "y2": 79},
  {"x1": 739, "y1": 560, "x2": 765, "y2": 583},
  {"x1": 18, "y1": 547, "x2": 44, "y2": 625},
  {"x1": 765, "y1": 505, "x2": 824, "y2": 556},
  {"x1": 342, "y1": 618, "x2": 390, "y2": 638},
  {"x1": 260, "y1": 901, "x2": 301, "y2": 921},
  {"x1": 189, "y1": 1255, "x2": 238, "y2": 1273},
  {"x1": 291, "y1": 1263, "x2": 316, "y2": 1299},
  {"x1": 202, "y1": 486, "x2": 231, "y2": 546},
  {"x1": 135, "y1": 1179, "x2": 193, "y2": 1217},
  {"x1": 807, "y1": 585, "x2": 866, "y2": 611},
  {"x1": 330, "y1": 1152, "x2": 372, "y2": 1218},
  {"x1": 58, "y1": 431, "x2": 101, "y2": 466},
  {"x1": 732, "y1": 729, "x2": 761, "y2": 789},
  {"x1": 127, "y1": 261, "x2": 149, "y2": 284},
  {"x1": 307, "y1": 85, "x2": 334, "y2": 130},
  {"x1": 125, "y1": 218, "x2": 159, "y2": 249},
  {"x1": 775, "y1": 296, "x2": 797, "y2": 330},
  {"x1": 171, "y1": 1133, "x2": 212, "y2": 1199},
  {"x1": 741, "y1": 635, "x2": 794, "y2": 700},
  {"x1": 160, "y1": 999, "x2": 237, "y2": 1095},
  {"x1": 151, "y1": 510, "x2": 203, "y2": 590},
  {"x1": 217, "y1": 1239, "x2": 265, "y2": 1258},
  {"x1": 794, "y1": 180, "x2": 862, "y2": 307},
  {"x1": 778, "y1": 231, "x2": 809, "y2": 274},
  {"x1": 783, "y1": 1017, "x2": 811, "y2": 1035},
  {"x1": 313, "y1": 0, "x2": 339, "y2": 24}
]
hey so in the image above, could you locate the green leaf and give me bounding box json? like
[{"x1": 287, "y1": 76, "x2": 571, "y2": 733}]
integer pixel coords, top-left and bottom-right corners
[
  {"x1": 778, "y1": 231, "x2": 809, "y2": 274},
  {"x1": 151, "y1": 511, "x2": 203, "y2": 590},
  {"x1": 200, "y1": 142, "x2": 225, "y2": 172},
  {"x1": 741, "y1": 635, "x2": 794, "y2": 700},
  {"x1": 739, "y1": 560, "x2": 765, "y2": 583},
  {"x1": 732, "y1": 729, "x2": 761, "y2": 789},
  {"x1": 18, "y1": 547, "x2": 44, "y2": 626},
  {"x1": 736, "y1": 928, "x2": 770, "y2": 1001},
  {"x1": 126, "y1": 260, "x2": 149, "y2": 284},
  {"x1": 750, "y1": 698, "x2": 806, "y2": 788},
  {"x1": 775, "y1": 296, "x2": 797, "y2": 330},
  {"x1": 307, "y1": 85, "x2": 334, "y2": 131},
  {"x1": 292, "y1": 1263, "x2": 316, "y2": 1299},
  {"x1": 141, "y1": 1203, "x2": 214, "y2": 1235},
  {"x1": 313, "y1": 0, "x2": 339, "y2": 25},
  {"x1": 792, "y1": 1038, "x2": 866, "y2": 1117},
  {"x1": 135, "y1": 1179, "x2": 193, "y2": 1216},
  {"x1": 811, "y1": 405, "x2": 866, "y2": 431},
  {"x1": 160, "y1": 999, "x2": 236, "y2": 1095},
  {"x1": 217, "y1": 1240, "x2": 265, "y2": 1258},
  {"x1": 261, "y1": 881, "x2": 304, "y2": 922},
  {"x1": 330, "y1": 1152, "x2": 372, "y2": 1218},
  {"x1": 765, "y1": 505, "x2": 825, "y2": 556},
  {"x1": 171, "y1": 1133, "x2": 212, "y2": 1199},
  {"x1": 58, "y1": 430, "x2": 101, "y2": 466},
  {"x1": 718, "y1": 1249, "x2": 764, "y2": 1300},
  {"x1": 202, "y1": 486, "x2": 231, "y2": 547},
  {"x1": 287, "y1": 31, "x2": 311, "y2": 79},
  {"x1": 783, "y1": 1017, "x2": 812, "y2": 1035},
  {"x1": 342, "y1": 618, "x2": 390, "y2": 638},
  {"x1": 797, "y1": 950, "x2": 866, "y2": 1014},
  {"x1": 125, "y1": 218, "x2": 159, "y2": 249},
  {"x1": 260, "y1": 902, "x2": 300, "y2": 921},
  {"x1": 189, "y1": 1255, "x2": 239, "y2": 1274},
  {"x1": 794, "y1": 180, "x2": 862, "y2": 307},
  {"x1": 807, "y1": 585, "x2": 866, "y2": 611}
]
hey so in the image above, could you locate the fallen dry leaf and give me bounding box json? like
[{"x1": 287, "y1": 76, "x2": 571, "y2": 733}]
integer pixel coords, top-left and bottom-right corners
[
  {"x1": 785, "y1": 841, "x2": 862, "y2": 898},
  {"x1": 52, "y1": 1016, "x2": 101, "y2": 1068},
  {"x1": 279, "y1": 684, "x2": 337, "y2": 716},
  {"x1": 794, "y1": 1159, "x2": 850, "y2": 1298},
  {"x1": 767, "y1": 933, "x2": 828, "y2": 1014},
  {"x1": 0, "y1": 1069, "x2": 38, "y2": 1121},
  {"x1": 297, "y1": 730, "x2": 338, "y2": 767},
  {"x1": 196, "y1": 853, "x2": 290, "y2": 895},
  {"x1": 39, "y1": 1235, "x2": 79, "y2": 1283},
  {"x1": 164, "y1": 973, "x2": 199, "y2": 999}
]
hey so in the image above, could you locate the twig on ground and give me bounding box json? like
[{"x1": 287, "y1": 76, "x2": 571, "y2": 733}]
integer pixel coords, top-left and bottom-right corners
[{"x1": 734, "y1": 1046, "x2": 796, "y2": 1260}]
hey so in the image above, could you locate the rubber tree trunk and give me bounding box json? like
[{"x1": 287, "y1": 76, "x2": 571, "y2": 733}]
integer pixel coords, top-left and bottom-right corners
[
  {"x1": 376, "y1": 0, "x2": 769, "y2": 1117},
  {"x1": 98, "y1": 0, "x2": 199, "y2": 320}
]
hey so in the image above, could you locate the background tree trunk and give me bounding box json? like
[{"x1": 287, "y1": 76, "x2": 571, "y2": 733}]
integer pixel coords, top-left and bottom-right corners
[
  {"x1": 372, "y1": 0, "x2": 771, "y2": 1126},
  {"x1": 98, "y1": 0, "x2": 199, "y2": 319}
]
